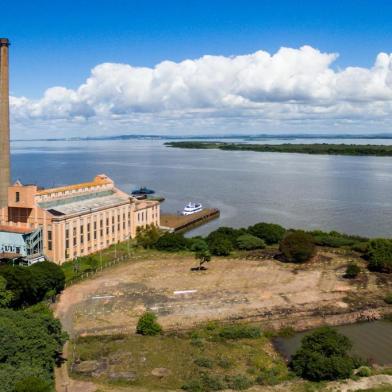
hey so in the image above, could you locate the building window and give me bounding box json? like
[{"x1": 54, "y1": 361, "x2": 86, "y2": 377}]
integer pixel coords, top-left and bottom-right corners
[
  {"x1": 15, "y1": 192, "x2": 20, "y2": 202},
  {"x1": 65, "y1": 229, "x2": 69, "y2": 239},
  {"x1": 66, "y1": 239, "x2": 69, "y2": 249},
  {"x1": 47, "y1": 230, "x2": 52, "y2": 251}
]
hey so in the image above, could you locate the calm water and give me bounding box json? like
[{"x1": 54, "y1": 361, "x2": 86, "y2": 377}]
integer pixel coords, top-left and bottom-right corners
[
  {"x1": 10, "y1": 138, "x2": 392, "y2": 238},
  {"x1": 274, "y1": 321, "x2": 392, "y2": 365}
]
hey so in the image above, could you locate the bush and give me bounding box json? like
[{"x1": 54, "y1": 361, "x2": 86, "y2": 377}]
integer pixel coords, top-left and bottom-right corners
[
  {"x1": 236, "y1": 234, "x2": 266, "y2": 250},
  {"x1": 367, "y1": 239, "x2": 392, "y2": 273},
  {"x1": 218, "y1": 324, "x2": 261, "y2": 339},
  {"x1": 344, "y1": 263, "x2": 361, "y2": 279},
  {"x1": 14, "y1": 376, "x2": 52, "y2": 392},
  {"x1": 206, "y1": 227, "x2": 247, "y2": 247},
  {"x1": 136, "y1": 311, "x2": 162, "y2": 335},
  {"x1": 136, "y1": 224, "x2": 161, "y2": 248},
  {"x1": 289, "y1": 327, "x2": 357, "y2": 381},
  {"x1": 194, "y1": 357, "x2": 213, "y2": 368},
  {"x1": 356, "y1": 366, "x2": 372, "y2": 377},
  {"x1": 208, "y1": 235, "x2": 233, "y2": 256},
  {"x1": 225, "y1": 374, "x2": 254, "y2": 390},
  {"x1": 279, "y1": 231, "x2": 316, "y2": 263},
  {"x1": 248, "y1": 223, "x2": 286, "y2": 244},
  {"x1": 256, "y1": 367, "x2": 282, "y2": 386},
  {"x1": 155, "y1": 233, "x2": 188, "y2": 252},
  {"x1": 30, "y1": 261, "x2": 65, "y2": 298},
  {"x1": 384, "y1": 293, "x2": 392, "y2": 304}
]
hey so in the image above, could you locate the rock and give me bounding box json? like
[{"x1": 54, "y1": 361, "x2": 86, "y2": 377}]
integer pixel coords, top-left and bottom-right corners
[
  {"x1": 73, "y1": 360, "x2": 99, "y2": 374},
  {"x1": 108, "y1": 371, "x2": 137, "y2": 382},
  {"x1": 151, "y1": 368, "x2": 171, "y2": 378}
]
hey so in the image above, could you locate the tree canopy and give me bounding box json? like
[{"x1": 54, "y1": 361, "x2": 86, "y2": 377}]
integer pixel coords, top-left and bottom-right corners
[
  {"x1": 367, "y1": 239, "x2": 392, "y2": 273},
  {"x1": 248, "y1": 223, "x2": 286, "y2": 244},
  {"x1": 289, "y1": 327, "x2": 359, "y2": 381},
  {"x1": 279, "y1": 231, "x2": 316, "y2": 263}
]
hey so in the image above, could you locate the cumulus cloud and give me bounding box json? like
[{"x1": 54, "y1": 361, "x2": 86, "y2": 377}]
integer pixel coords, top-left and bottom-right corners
[{"x1": 10, "y1": 45, "x2": 392, "y2": 137}]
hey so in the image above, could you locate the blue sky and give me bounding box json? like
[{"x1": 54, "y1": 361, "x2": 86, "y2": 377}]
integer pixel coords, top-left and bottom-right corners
[
  {"x1": 4, "y1": 0, "x2": 392, "y2": 98},
  {"x1": 3, "y1": 0, "x2": 392, "y2": 137}
]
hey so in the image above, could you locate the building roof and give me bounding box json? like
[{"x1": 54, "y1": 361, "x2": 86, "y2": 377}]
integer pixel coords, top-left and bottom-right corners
[
  {"x1": 37, "y1": 174, "x2": 112, "y2": 196},
  {"x1": 46, "y1": 192, "x2": 130, "y2": 217},
  {"x1": 0, "y1": 225, "x2": 33, "y2": 234}
]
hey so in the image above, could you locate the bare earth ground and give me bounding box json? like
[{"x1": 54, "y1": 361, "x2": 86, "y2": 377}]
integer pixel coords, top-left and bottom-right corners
[{"x1": 54, "y1": 250, "x2": 391, "y2": 392}]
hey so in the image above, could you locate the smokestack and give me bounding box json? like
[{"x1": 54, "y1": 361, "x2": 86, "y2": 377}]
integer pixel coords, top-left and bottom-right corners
[{"x1": 0, "y1": 38, "x2": 10, "y2": 209}]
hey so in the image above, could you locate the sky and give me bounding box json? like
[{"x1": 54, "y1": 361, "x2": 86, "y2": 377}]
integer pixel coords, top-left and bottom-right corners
[{"x1": 3, "y1": 0, "x2": 392, "y2": 138}]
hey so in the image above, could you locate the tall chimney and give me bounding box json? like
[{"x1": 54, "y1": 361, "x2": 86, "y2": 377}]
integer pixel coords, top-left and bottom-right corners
[{"x1": 0, "y1": 38, "x2": 10, "y2": 209}]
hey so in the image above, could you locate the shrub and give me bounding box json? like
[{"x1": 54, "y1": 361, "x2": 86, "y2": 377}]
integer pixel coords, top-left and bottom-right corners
[
  {"x1": 194, "y1": 357, "x2": 213, "y2": 368},
  {"x1": 248, "y1": 223, "x2": 286, "y2": 244},
  {"x1": 356, "y1": 366, "x2": 372, "y2": 377},
  {"x1": 155, "y1": 233, "x2": 188, "y2": 252},
  {"x1": 206, "y1": 227, "x2": 247, "y2": 247},
  {"x1": 225, "y1": 374, "x2": 254, "y2": 390},
  {"x1": 208, "y1": 235, "x2": 233, "y2": 256},
  {"x1": 136, "y1": 312, "x2": 162, "y2": 335},
  {"x1": 236, "y1": 234, "x2": 266, "y2": 250},
  {"x1": 289, "y1": 327, "x2": 357, "y2": 381},
  {"x1": 14, "y1": 376, "x2": 52, "y2": 392},
  {"x1": 218, "y1": 324, "x2": 261, "y2": 339},
  {"x1": 218, "y1": 358, "x2": 232, "y2": 369},
  {"x1": 384, "y1": 293, "x2": 392, "y2": 304},
  {"x1": 344, "y1": 263, "x2": 361, "y2": 279},
  {"x1": 182, "y1": 379, "x2": 203, "y2": 392},
  {"x1": 199, "y1": 373, "x2": 226, "y2": 390},
  {"x1": 279, "y1": 231, "x2": 316, "y2": 263},
  {"x1": 367, "y1": 239, "x2": 392, "y2": 273},
  {"x1": 136, "y1": 224, "x2": 161, "y2": 248},
  {"x1": 256, "y1": 367, "x2": 282, "y2": 386}
]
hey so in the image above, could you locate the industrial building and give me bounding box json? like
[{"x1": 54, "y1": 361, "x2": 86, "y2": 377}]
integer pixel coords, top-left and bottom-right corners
[{"x1": 0, "y1": 39, "x2": 160, "y2": 264}]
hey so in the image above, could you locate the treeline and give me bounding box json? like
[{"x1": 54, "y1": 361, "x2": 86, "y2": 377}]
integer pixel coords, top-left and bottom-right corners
[
  {"x1": 165, "y1": 141, "x2": 392, "y2": 157},
  {"x1": 0, "y1": 262, "x2": 67, "y2": 392},
  {"x1": 137, "y1": 222, "x2": 392, "y2": 273}
]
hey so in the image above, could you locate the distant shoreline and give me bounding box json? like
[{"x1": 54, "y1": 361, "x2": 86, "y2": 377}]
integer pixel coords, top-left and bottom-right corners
[{"x1": 165, "y1": 141, "x2": 392, "y2": 156}]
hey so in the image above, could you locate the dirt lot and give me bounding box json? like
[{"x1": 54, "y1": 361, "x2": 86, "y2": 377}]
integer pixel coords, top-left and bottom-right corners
[{"x1": 54, "y1": 249, "x2": 386, "y2": 338}]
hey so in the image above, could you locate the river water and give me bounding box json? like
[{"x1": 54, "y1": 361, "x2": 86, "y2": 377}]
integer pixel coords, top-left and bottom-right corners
[
  {"x1": 10, "y1": 138, "x2": 392, "y2": 238},
  {"x1": 274, "y1": 321, "x2": 392, "y2": 365}
]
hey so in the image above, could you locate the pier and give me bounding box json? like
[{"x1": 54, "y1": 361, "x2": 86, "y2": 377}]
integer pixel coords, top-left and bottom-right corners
[{"x1": 160, "y1": 208, "x2": 220, "y2": 233}]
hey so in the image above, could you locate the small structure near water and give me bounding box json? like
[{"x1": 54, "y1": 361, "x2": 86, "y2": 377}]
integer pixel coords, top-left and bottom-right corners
[{"x1": 160, "y1": 208, "x2": 220, "y2": 233}]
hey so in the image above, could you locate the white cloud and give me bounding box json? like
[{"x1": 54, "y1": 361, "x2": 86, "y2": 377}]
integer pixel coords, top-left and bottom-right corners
[{"x1": 10, "y1": 45, "x2": 392, "y2": 137}]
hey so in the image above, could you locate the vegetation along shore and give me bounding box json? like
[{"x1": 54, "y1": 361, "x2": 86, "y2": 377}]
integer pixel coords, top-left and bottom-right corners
[{"x1": 165, "y1": 141, "x2": 392, "y2": 156}]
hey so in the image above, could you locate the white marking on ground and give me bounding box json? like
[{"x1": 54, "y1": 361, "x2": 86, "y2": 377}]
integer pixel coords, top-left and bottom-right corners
[{"x1": 173, "y1": 290, "x2": 198, "y2": 295}]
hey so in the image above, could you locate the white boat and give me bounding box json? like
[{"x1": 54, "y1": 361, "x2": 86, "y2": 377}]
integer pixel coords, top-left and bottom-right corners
[{"x1": 182, "y1": 202, "x2": 203, "y2": 215}]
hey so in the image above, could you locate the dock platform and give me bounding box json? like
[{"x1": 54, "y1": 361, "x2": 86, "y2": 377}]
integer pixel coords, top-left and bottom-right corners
[{"x1": 160, "y1": 208, "x2": 220, "y2": 233}]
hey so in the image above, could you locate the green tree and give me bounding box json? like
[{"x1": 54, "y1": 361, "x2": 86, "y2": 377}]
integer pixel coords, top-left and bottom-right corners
[
  {"x1": 195, "y1": 248, "x2": 212, "y2": 270},
  {"x1": 136, "y1": 224, "x2": 161, "y2": 248},
  {"x1": 279, "y1": 231, "x2": 316, "y2": 263},
  {"x1": 236, "y1": 234, "x2": 266, "y2": 250},
  {"x1": 0, "y1": 306, "x2": 67, "y2": 392},
  {"x1": 136, "y1": 311, "x2": 162, "y2": 335},
  {"x1": 290, "y1": 327, "x2": 358, "y2": 381},
  {"x1": 367, "y1": 239, "x2": 392, "y2": 273},
  {"x1": 0, "y1": 265, "x2": 35, "y2": 308},
  {"x1": 208, "y1": 235, "x2": 233, "y2": 256},
  {"x1": 155, "y1": 232, "x2": 188, "y2": 252},
  {"x1": 206, "y1": 227, "x2": 247, "y2": 247},
  {"x1": 0, "y1": 276, "x2": 13, "y2": 308},
  {"x1": 30, "y1": 261, "x2": 65, "y2": 299},
  {"x1": 248, "y1": 223, "x2": 286, "y2": 244}
]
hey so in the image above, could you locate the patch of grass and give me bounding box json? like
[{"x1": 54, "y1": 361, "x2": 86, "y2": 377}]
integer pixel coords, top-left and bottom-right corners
[
  {"x1": 72, "y1": 323, "x2": 287, "y2": 391},
  {"x1": 194, "y1": 357, "x2": 213, "y2": 368},
  {"x1": 225, "y1": 374, "x2": 254, "y2": 390},
  {"x1": 218, "y1": 324, "x2": 262, "y2": 340}
]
